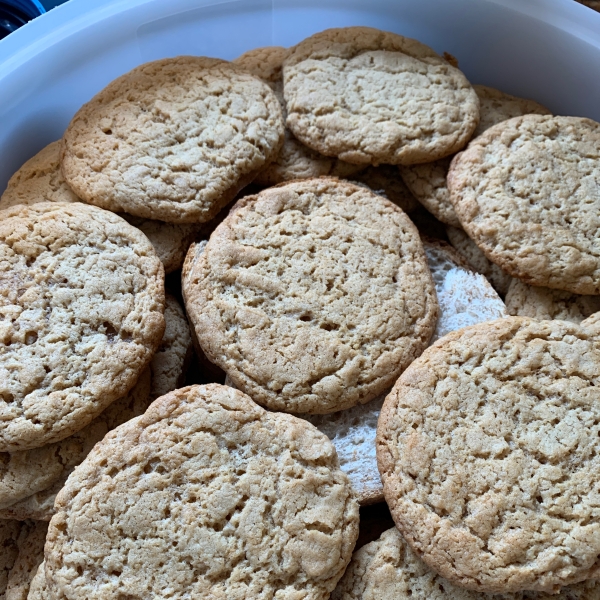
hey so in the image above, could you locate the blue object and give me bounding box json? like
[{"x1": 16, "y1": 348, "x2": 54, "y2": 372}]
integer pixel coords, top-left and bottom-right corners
[{"x1": 0, "y1": 0, "x2": 45, "y2": 39}]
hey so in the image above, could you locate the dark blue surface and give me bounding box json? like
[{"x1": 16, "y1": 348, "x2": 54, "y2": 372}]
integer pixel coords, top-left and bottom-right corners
[{"x1": 0, "y1": 0, "x2": 45, "y2": 39}]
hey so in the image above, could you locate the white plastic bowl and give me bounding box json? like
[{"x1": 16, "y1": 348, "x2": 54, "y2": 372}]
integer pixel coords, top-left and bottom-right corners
[{"x1": 0, "y1": 0, "x2": 599, "y2": 193}]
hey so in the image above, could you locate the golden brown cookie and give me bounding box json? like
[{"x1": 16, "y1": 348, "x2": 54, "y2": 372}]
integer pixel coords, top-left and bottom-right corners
[
  {"x1": 24, "y1": 561, "x2": 48, "y2": 600},
  {"x1": 448, "y1": 116, "x2": 600, "y2": 295},
  {"x1": 234, "y1": 46, "x2": 363, "y2": 185},
  {"x1": 44, "y1": 384, "x2": 359, "y2": 599},
  {"x1": 61, "y1": 57, "x2": 285, "y2": 224},
  {"x1": 182, "y1": 178, "x2": 438, "y2": 414},
  {"x1": 333, "y1": 527, "x2": 600, "y2": 600},
  {"x1": 377, "y1": 317, "x2": 600, "y2": 593},
  {"x1": 505, "y1": 279, "x2": 600, "y2": 324},
  {"x1": 399, "y1": 86, "x2": 551, "y2": 226},
  {"x1": 283, "y1": 27, "x2": 479, "y2": 165},
  {"x1": 0, "y1": 202, "x2": 165, "y2": 452},
  {"x1": 0, "y1": 141, "x2": 200, "y2": 275}
]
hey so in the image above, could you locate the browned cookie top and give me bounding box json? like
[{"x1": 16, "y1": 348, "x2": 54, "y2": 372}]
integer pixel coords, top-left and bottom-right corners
[
  {"x1": 0, "y1": 202, "x2": 165, "y2": 452},
  {"x1": 283, "y1": 27, "x2": 479, "y2": 165},
  {"x1": 61, "y1": 57, "x2": 285, "y2": 224},
  {"x1": 183, "y1": 177, "x2": 438, "y2": 414},
  {"x1": 377, "y1": 317, "x2": 600, "y2": 593},
  {"x1": 448, "y1": 115, "x2": 600, "y2": 295}
]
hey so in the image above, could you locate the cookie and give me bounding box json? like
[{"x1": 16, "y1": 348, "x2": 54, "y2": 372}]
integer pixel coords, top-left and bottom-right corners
[
  {"x1": 333, "y1": 527, "x2": 600, "y2": 600},
  {"x1": 24, "y1": 562, "x2": 47, "y2": 600},
  {"x1": 0, "y1": 202, "x2": 165, "y2": 452},
  {"x1": 505, "y1": 279, "x2": 600, "y2": 324},
  {"x1": 0, "y1": 368, "x2": 151, "y2": 512},
  {"x1": 234, "y1": 46, "x2": 363, "y2": 185},
  {"x1": 446, "y1": 226, "x2": 513, "y2": 296},
  {"x1": 377, "y1": 317, "x2": 600, "y2": 593},
  {"x1": 351, "y1": 166, "x2": 420, "y2": 214},
  {"x1": 148, "y1": 294, "x2": 193, "y2": 400},
  {"x1": 0, "y1": 519, "x2": 21, "y2": 598},
  {"x1": 0, "y1": 141, "x2": 200, "y2": 275},
  {"x1": 0, "y1": 477, "x2": 64, "y2": 522},
  {"x1": 448, "y1": 115, "x2": 600, "y2": 295},
  {"x1": 43, "y1": 384, "x2": 359, "y2": 599},
  {"x1": 399, "y1": 86, "x2": 551, "y2": 226},
  {"x1": 61, "y1": 57, "x2": 285, "y2": 224},
  {"x1": 423, "y1": 238, "x2": 506, "y2": 341},
  {"x1": 182, "y1": 178, "x2": 438, "y2": 414},
  {"x1": 5, "y1": 520, "x2": 47, "y2": 600},
  {"x1": 283, "y1": 27, "x2": 479, "y2": 165}
]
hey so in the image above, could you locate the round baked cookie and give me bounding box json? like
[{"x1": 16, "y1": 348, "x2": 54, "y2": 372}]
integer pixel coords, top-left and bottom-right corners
[
  {"x1": 1, "y1": 519, "x2": 22, "y2": 596},
  {"x1": 283, "y1": 27, "x2": 479, "y2": 165},
  {"x1": 0, "y1": 202, "x2": 165, "y2": 452},
  {"x1": 0, "y1": 141, "x2": 80, "y2": 207},
  {"x1": 0, "y1": 141, "x2": 200, "y2": 275},
  {"x1": 351, "y1": 165, "x2": 420, "y2": 214},
  {"x1": 423, "y1": 238, "x2": 506, "y2": 341},
  {"x1": 448, "y1": 115, "x2": 600, "y2": 294},
  {"x1": 182, "y1": 177, "x2": 438, "y2": 414},
  {"x1": 234, "y1": 46, "x2": 363, "y2": 185},
  {"x1": 332, "y1": 527, "x2": 600, "y2": 600},
  {"x1": 5, "y1": 520, "x2": 47, "y2": 600},
  {"x1": 399, "y1": 85, "x2": 551, "y2": 226},
  {"x1": 0, "y1": 368, "x2": 151, "y2": 512},
  {"x1": 446, "y1": 225, "x2": 513, "y2": 296},
  {"x1": 26, "y1": 562, "x2": 48, "y2": 600},
  {"x1": 377, "y1": 317, "x2": 600, "y2": 593},
  {"x1": 61, "y1": 57, "x2": 285, "y2": 224},
  {"x1": 44, "y1": 384, "x2": 359, "y2": 599},
  {"x1": 506, "y1": 279, "x2": 600, "y2": 324},
  {"x1": 148, "y1": 294, "x2": 192, "y2": 400}
]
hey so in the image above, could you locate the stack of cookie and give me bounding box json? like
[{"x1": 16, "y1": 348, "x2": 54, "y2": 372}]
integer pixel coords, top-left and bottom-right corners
[{"x1": 1, "y1": 23, "x2": 599, "y2": 600}]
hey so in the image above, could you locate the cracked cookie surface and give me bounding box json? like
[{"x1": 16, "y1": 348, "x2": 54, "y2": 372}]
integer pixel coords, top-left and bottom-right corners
[
  {"x1": 283, "y1": 27, "x2": 478, "y2": 165},
  {"x1": 448, "y1": 115, "x2": 600, "y2": 294},
  {"x1": 61, "y1": 57, "x2": 284, "y2": 224},
  {"x1": 0, "y1": 202, "x2": 165, "y2": 452},
  {"x1": 183, "y1": 178, "x2": 438, "y2": 414},
  {"x1": 377, "y1": 317, "x2": 600, "y2": 593},
  {"x1": 44, "y1": 384, "x2": 359, "y2": 600}
]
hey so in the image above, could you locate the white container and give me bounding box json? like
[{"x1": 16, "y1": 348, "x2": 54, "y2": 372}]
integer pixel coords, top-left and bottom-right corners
[{"x1": 0, "y1": 0, "x2": 599, "y2": 192}]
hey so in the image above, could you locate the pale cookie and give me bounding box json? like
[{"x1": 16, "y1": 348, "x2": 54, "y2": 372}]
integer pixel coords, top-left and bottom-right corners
[
  {"x1": 25, "y1": 562, "x2": 48, "y2": 600},
  {"x1": 399, "y1": 85, "x2": 551, "y2": 226},
  {"x1": 446, "y1": 226, "x2": 513, "y2": 296},
  {"x1": 0, "y1": 477, "x2": 65, "y2": 522},
  {"x1": 377, "y1": 317, "x2": 600, "y2": 593},
  {"x1": 0, "y1": 141, "x2": 200, "y2": 274},
  {"x1": 234, "y1": 46, "x2": 363, "y2": 185},
  {"x1": 506, "y1": 279, "x2": 600, "y2": 324},
  {"x1": 0, "y1": 202, "x2": 165, "y2": 452},
  {"x1": 0, "y1": 368, "x2": 151, "y2": 512},
  {"x1": 182, "y1": 178, "x2": 438, "y2": 414},
  {"x1": 1, "y1": 520, "x2": 21, "y2": 598},
  {"x1": 44, "y1": 384, "x2": 359, "y2": 599},
  {"x1": 5, "y1": 520, "x2": 47, "y2": 600},
  {"x1": 351, "y1": 166, "x2": 420, "y2": 214},
  {"x1": 148, "y1": 294, "x2": 193, "y2": 400},
  {"x1": 283, "y1": 27, "x2": 479, "y2": 165},
  {"x1": 61, "y1": 57, "x2": 285, "y2": 224},
  {"x1": 448, "y1": 115, "x2": 600, "y2": 294},
  {"x1": 423, "y1": 238, "x2": 506, "y2": 341},
  {"x1": 332, "y1": 527, "x2": 600, "y2": 600}
]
